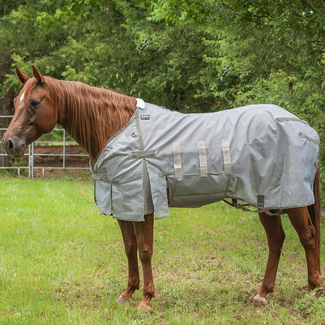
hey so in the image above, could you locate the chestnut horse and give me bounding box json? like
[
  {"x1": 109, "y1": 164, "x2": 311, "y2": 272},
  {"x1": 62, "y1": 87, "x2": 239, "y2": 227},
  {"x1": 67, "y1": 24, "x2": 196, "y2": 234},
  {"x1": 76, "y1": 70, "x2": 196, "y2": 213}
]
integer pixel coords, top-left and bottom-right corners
[{"x1": 2, "y1": 66, "x2": 323, "y2": 313}]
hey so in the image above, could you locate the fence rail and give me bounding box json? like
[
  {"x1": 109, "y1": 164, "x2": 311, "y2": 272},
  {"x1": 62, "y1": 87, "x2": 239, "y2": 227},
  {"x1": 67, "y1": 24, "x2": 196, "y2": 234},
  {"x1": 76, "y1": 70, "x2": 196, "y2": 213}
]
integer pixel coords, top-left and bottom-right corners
[{"x1": 0, "y1": 115, "x2": 89, "y2": 178}]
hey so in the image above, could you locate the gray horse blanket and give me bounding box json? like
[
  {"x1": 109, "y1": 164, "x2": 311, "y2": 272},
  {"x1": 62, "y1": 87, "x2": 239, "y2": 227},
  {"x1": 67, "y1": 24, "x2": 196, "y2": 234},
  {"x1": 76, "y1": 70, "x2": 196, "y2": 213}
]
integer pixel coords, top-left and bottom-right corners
[{"x1": 91, "y1": 99, "x2": 319, "y2": 222}]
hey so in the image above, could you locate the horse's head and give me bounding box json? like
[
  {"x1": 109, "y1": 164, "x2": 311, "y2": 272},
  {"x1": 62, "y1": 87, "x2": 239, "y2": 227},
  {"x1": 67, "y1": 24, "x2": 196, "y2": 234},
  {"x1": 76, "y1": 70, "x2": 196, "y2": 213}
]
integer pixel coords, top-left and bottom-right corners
[{"x1": 2, "y1": 65, "x2": 58, "y2": 157}]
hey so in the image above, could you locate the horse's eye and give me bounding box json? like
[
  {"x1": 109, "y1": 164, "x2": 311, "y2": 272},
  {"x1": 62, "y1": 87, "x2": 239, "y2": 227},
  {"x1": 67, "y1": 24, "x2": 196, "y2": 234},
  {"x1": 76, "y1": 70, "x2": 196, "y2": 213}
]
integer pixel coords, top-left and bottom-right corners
[{"x1": 30, "y1": 99, "x2": 40, "y2": 108}]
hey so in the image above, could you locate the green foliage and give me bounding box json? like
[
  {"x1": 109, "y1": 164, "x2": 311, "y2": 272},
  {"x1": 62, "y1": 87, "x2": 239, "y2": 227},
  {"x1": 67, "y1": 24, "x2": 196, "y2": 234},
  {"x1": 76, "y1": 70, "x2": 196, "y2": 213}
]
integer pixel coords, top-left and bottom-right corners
[
  {"x1": 232, "y1": 71, "x2": 325, "y2": 126},
  {"x1": 150, "y1": 1, "x2": 325, "y2": 103},
  {"x1": 294, "y1": 289, "x2": 325, "y2": 317},
  {"x1": 1, "y1": 0, "x2": 240, "y2": 112},
  {"x1": 149, "y1": 1, "x2": 325, "y2": 105}
]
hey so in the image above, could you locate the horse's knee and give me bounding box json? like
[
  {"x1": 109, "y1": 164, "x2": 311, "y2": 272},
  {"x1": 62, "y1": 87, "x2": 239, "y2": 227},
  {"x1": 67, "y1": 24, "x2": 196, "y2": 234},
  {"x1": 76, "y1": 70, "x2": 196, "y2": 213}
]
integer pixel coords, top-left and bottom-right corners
[
  {"x1": 124, "y1": 240, "x2": 137, "y2": 258},
  {"x1": 139, "y1": 246, "x2": 152, "y2": 264}
]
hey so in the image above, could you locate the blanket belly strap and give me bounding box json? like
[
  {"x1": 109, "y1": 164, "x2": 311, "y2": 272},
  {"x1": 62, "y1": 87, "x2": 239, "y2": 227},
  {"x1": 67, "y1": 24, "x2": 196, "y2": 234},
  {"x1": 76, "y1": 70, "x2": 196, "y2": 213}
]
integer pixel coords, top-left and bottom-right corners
[{"x1": 223, "y1": 198, "x2": 287, "y2": 216}]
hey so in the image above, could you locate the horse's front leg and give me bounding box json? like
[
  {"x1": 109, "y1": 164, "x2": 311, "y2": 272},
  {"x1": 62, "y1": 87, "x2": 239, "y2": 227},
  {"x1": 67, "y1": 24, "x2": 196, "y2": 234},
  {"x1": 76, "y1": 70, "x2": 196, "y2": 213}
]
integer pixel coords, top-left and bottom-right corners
[
  {"x1": 117, "y1": 219, "x2": 140, "y2": 303},
  {"x1": 133, "y1": 213, "x2": 155, "y2": 313}
]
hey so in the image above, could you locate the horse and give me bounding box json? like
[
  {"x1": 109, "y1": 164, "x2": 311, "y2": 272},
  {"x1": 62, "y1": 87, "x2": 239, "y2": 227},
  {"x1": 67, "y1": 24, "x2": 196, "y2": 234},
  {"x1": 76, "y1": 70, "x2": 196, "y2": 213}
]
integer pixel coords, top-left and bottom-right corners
[{"x1": 2, "y1": 65, "x2": 323, "y2": 313}]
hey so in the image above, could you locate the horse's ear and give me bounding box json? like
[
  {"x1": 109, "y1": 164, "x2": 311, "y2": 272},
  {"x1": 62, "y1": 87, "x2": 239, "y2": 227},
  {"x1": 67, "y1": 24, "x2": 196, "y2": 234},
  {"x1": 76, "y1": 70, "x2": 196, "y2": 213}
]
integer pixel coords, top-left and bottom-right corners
[
  {"x1": 31, "y1": 64, "x2": 44, "y2": 84},
  {"x1": 16, "y1": 67, "x2": 30, "y2": 85}
]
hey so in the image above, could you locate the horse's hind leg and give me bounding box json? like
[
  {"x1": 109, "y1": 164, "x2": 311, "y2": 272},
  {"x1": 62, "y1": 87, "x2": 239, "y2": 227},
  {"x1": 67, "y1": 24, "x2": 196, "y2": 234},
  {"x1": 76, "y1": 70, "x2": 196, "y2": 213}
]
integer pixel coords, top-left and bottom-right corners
[
  {"x1": 287, "y1": 207, "x2": 322, "y2": 290},
  {"x1": 133, "y1": 213, "x2": 155, "y2": 313},
  {"x1": 254, "y1": 212, "x2": 285, "y2": 305},
  {"x1": 117, "y1": 219, "x2": 140, "y2": 303}
]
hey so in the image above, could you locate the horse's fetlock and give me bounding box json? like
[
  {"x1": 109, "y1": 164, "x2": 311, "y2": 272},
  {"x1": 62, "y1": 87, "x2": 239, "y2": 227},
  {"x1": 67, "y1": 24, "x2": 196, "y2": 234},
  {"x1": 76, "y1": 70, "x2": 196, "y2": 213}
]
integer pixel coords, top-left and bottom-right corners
[
  {"x1": 308, "y1": 273, "x2": 321, "y2": 290},
  {"x1": 128, "y1": 277, "x2": 140, "y2": 290},
  {"x1": 143, "y1": 287, "x2": 155, "y2": 299}
]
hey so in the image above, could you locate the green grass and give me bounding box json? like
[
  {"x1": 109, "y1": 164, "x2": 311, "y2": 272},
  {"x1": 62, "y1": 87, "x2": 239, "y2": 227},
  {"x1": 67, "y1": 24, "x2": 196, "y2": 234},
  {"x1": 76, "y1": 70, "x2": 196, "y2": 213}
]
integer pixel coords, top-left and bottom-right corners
[{"x1": 0, "y1": 174, "x2": 324, "y2": 324}]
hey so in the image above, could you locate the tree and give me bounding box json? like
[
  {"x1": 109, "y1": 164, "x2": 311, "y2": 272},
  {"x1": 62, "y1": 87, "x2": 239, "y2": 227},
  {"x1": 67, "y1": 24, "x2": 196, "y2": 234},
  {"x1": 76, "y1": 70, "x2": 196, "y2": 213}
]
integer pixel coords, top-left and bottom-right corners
[
  {"x1": 150, "y1": 1, "x2": 325, "y2": 92},
  {"x1": 1, "y1": 0, "x2": 241, "y2": 113}
]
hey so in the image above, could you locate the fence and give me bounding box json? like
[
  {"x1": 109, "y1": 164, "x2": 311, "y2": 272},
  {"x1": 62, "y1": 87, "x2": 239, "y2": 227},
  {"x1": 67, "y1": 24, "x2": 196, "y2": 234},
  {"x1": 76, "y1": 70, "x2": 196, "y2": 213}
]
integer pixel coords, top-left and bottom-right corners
[{"x1": 0, "y1": 115, "x2": 89, "y2": 177}]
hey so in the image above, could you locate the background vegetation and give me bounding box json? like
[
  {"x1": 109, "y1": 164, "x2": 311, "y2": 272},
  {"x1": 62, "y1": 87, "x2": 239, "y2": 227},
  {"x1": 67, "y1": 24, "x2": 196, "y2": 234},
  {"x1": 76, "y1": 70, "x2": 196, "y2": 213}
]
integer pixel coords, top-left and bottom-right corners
[
  {"x1": 2, "y1": 1, "x2": 324, "y2": 114},
  {"x1": 1, "y1": 2, "x2": 324, "y2": 172},
  {"x1": 0, "y1": 175, "x2": 324, "y2": 324}
]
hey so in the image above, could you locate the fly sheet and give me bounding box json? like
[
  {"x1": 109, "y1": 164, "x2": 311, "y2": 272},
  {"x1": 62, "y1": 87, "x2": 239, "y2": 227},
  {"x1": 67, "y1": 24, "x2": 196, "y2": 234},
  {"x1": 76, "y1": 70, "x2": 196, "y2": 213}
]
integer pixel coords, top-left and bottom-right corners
[{"x1": 91, "y1": 100, "x2": 319, "y2": 222}]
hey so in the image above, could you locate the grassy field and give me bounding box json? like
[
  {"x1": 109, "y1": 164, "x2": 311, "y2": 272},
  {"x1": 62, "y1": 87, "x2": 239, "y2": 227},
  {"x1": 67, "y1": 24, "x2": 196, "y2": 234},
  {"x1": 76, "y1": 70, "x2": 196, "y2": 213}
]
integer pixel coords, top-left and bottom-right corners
[{"x1": 0, "y1": 174, "x2": 324, "y2": 324}]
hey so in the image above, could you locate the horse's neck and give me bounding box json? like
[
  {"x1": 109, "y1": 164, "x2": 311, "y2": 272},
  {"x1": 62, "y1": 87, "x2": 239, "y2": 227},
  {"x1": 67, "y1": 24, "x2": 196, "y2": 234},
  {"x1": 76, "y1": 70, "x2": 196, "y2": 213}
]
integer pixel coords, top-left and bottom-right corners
[{"x1": 57, "y1": 83, "x2": 136, "y2": 162}]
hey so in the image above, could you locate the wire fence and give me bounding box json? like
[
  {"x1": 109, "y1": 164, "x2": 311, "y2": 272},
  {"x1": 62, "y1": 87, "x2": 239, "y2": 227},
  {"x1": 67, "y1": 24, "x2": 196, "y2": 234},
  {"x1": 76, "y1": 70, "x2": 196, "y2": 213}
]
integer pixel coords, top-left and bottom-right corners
[{"x1": 0, "y1": 115, "x2": 89, "y2": 178}]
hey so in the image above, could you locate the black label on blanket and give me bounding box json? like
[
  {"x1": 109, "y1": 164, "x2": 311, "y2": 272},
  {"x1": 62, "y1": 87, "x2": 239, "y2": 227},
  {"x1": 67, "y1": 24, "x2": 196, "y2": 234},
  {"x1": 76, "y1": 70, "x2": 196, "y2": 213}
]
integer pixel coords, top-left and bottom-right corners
[{"x1": 141, "y1": 115, "x2": 150, "y2": 120}]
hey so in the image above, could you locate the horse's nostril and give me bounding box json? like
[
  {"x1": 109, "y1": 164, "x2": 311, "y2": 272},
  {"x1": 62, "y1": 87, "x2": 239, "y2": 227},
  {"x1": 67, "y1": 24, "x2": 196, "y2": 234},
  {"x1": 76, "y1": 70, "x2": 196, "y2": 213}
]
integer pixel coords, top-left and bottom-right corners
[{"x1": 8, "y1": 139, "x2": 13, "y2": 150}]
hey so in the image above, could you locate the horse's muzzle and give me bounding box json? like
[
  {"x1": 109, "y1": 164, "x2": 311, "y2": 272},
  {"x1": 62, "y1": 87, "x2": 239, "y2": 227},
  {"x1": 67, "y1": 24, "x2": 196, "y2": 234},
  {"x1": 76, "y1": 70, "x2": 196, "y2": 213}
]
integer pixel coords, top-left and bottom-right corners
[{"x1": 2, "y1": 135, "x2": 26, "y2": 157}]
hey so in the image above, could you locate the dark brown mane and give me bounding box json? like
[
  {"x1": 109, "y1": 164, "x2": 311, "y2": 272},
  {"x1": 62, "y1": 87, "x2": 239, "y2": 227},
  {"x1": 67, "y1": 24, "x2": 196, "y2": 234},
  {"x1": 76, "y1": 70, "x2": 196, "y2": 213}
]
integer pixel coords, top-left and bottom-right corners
[{"x1": 23, "y1": 76, "x2": 137, "y2": 158}]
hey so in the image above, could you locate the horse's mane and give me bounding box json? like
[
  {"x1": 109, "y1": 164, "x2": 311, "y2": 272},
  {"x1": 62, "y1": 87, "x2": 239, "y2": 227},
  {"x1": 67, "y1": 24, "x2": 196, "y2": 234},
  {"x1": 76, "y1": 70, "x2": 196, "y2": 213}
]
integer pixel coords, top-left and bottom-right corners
[{"x1": 23, "y1": 77, "x2": 137, "y2": 156}]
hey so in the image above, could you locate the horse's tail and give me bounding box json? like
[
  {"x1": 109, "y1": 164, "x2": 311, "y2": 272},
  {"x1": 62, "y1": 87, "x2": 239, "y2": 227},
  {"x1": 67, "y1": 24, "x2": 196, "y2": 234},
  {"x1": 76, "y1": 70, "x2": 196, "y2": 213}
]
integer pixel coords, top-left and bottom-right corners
[{"x1": 308, "y1": 167, "x2": 321, "y2": 274}]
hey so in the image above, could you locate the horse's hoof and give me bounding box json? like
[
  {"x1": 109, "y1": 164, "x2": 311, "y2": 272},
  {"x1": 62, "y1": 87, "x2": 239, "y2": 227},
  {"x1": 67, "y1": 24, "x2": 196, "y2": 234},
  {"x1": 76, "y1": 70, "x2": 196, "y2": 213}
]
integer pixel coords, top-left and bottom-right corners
[
  {"x1": 253, "y1": 294, "x2": 267, "y2": 307},
  {"x1": 117, "y1": 295, "x2": 132, "y2": 304},
  {"x1": 315, "y1": 286, "x2": 325, "y2": 298},
  {"x1": 138, "y1": 302, "x2": 153, "y2": 314}
]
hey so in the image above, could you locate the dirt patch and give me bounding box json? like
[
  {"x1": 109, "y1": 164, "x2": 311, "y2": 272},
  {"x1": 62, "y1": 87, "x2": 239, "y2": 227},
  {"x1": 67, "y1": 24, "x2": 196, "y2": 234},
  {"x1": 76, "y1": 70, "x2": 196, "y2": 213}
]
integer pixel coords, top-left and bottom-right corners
[
  {"x1": 32, "y1": 145, "x2": 90, "y2": 177},
  {"x1": 33, "y1": 145, "x2": 89, "y2": 168},
  {"x1": 1, "y1": 145, "x2": 91, "y2": 177}
]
